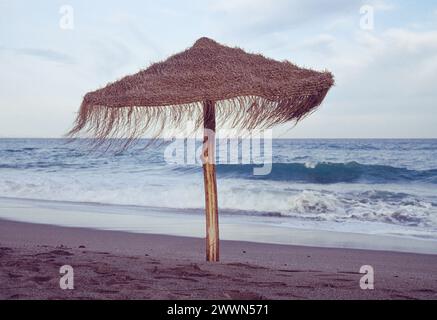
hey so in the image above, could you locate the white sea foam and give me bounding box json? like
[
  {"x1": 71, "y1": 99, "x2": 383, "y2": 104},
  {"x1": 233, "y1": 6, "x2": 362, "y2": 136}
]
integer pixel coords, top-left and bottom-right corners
[
  {"x1": 304, "y1": 161, "x2": 318, "y2": 169},
  {"x1": 1, "y1": 171, "x2": 436, "y2": 234}
]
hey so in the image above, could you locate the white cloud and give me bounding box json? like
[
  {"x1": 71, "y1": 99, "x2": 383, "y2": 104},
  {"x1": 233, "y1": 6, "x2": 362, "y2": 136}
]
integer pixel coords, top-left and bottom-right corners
[
  {"x1": 0, "y1": 46, "x2": 74, "y2": 64},
  {"x1": 369, "y1": 0, "x2": 395, "y2": 11},
  {"x1": 323, "y1": 28, "x2": 437, "y2": 117},
  {"x1": 209, "y1": 0, "x2": 367, "y2": 35},
  {"x1": 383, "y1": 29, "x2": 437, "y2": 52},
  {"x1": 303, "y1": 34, "x2": 336, "y2": 47},
  {"x1": 296, "y1": 34, "x2": 336, "y2": 55}
]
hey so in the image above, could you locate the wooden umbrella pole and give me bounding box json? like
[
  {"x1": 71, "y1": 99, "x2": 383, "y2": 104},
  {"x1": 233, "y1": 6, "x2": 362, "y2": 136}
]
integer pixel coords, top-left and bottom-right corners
[{"x1": 203, "y1": 100, "x2": 219, "y2": 262}]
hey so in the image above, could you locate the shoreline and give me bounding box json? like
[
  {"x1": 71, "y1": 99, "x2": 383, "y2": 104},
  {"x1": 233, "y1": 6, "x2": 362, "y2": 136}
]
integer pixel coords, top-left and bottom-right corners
[
  {"x1": 1, "y1": 218, "x2": 437, "y2": 299},
  {"x1": 0, "y1": 196, "x2": 436, "y2": 255}
]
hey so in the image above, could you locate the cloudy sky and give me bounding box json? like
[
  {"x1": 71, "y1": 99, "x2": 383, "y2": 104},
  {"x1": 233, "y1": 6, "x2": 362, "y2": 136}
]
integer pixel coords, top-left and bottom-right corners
[{"x1": 1, "y1": 0, "x2": 436, "y2": 138}]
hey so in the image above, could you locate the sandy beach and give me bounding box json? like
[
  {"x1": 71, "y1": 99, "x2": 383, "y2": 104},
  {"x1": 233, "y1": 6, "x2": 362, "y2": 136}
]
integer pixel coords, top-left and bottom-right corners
[{"x1": 1, "y1": 218, "x2": 436, "y2": 300}]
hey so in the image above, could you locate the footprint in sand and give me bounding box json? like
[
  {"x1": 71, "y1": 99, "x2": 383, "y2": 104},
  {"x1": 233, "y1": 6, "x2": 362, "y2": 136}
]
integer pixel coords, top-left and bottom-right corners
[
  {"x1": 49, "y1": 250, "x2": 74, "y2": 256},
  {"x1": 8, "y1": 294, "x2": 29, "y2": 299},
  {"x1": 0, "y1": 247, "x2": 13, "y2": 258},
  {"x1": 153, "y1": 275, "x2": 199, "y2": 282},
  {"x1": 223, "y1": 290, "x2": 265, "y2": 300},
  {"x1": 249, "y1": 281, "x2": 288, "y2": 288},
  {"x1": 8, "y1": 273, "x2": 23, "y2": 279},
  {"x1": 278, "y1": 269, "x2": 321, "y2": 274},
  {"x1": 227, "y1": 262, "x2": 267, "y2": 270},
  {"x1": 29, "y1": 275, "x2": 52, "y2": 284},
  {"x1": 94, "y1": 265, "x2": 115, "y2": 275},
  {"x1": 412, "y1": 288, "x2": 437, "y2": 294}
]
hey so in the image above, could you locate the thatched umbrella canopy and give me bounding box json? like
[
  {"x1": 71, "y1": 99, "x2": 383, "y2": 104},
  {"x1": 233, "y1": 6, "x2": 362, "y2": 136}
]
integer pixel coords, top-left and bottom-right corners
[{"x1": 69, "y1": 37, "x2": 334, "y2": 262}]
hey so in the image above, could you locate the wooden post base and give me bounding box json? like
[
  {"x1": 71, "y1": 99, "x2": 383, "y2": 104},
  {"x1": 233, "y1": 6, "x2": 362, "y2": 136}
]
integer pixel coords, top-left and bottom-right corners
[
  {"x1": 203, "y1": 100, "x2": 219, "y2": 262},
  {"x1": 203, "y1": 163, "x2": 219, "y2": 262}
]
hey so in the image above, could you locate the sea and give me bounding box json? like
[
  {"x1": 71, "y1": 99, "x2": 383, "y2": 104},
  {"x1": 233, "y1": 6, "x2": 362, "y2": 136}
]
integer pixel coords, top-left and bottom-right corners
[{"x1": 0, "y1": 138, "x2": 436, "y2": 252}]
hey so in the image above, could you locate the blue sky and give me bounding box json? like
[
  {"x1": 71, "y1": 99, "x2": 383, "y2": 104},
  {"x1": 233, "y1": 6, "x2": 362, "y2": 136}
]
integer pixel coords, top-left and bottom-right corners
[{"x1": 1, "y1": 0, "x2": 437, "y2": 138}]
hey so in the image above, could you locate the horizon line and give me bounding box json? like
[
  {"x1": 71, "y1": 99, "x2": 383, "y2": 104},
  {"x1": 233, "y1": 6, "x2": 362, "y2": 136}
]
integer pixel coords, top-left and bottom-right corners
[{"x1": 1, "y1": 137, "x2": 437, "y2": 140}]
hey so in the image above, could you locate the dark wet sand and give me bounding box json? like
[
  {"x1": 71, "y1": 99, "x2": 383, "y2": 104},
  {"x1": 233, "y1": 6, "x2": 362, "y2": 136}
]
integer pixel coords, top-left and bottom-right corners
[{"x1": 0, "y1": 219, "x2": 436, "y2": 300}]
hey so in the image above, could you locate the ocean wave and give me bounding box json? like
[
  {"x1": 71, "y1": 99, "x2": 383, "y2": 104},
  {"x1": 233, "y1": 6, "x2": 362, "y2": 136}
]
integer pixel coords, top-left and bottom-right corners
[
  {"x1": 209, "y1": 162, "x2": 437, "y2": 184},
  {"x1": 1, "y1": 139, "x2": 437, "y2": 234},
  {"x1": 275, "y1": 190, "x2": 436, "y2": 227},
  {"x1": 1, "y1": 171, "x2": 436, "y2": 229}
]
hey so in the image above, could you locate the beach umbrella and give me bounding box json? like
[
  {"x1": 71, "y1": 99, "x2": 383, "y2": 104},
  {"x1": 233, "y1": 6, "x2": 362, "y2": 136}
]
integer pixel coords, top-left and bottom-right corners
[{"x1": 68, "y1": 37, "x2": 334, "y2": 262}]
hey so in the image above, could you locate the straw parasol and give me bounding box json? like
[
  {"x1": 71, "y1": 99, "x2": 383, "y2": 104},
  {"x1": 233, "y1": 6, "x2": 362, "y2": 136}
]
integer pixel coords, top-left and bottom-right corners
[{"x1": 68, "y1": 37, "x2": 334, "y2": 262}]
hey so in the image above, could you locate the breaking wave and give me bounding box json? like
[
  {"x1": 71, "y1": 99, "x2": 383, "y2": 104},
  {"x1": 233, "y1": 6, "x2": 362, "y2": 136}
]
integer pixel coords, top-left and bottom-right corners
[{"x1": 211, "y1": 162, "x2": 437, "y2": 184}]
